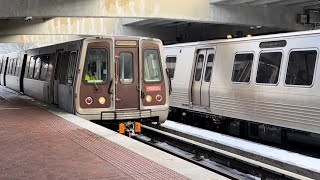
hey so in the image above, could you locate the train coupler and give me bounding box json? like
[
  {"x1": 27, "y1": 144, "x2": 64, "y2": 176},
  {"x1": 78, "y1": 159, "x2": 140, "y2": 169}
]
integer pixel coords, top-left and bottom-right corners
[{"x1": 118, "y1": 122, "x2": 142, "y2": 136}]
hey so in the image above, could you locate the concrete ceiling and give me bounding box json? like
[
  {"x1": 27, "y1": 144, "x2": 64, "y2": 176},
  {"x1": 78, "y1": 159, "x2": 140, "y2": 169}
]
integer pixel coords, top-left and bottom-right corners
[{"x1": 0, "y1": 0, "x2": 316, "y2": 45}]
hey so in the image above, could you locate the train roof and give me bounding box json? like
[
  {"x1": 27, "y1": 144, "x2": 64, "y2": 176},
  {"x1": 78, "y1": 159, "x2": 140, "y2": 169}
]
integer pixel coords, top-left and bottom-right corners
[
  {"x1": 25, "y1": 35, "x2": 160, "y2": 52},
  {"x1": 164, "y1": 29, "x2": 320, "y2": 48}
]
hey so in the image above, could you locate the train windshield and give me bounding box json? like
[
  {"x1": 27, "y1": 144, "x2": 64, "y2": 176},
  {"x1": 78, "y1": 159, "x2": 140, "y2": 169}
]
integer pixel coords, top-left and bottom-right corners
[
  {"x1": 84, "y1": 48, "x2": 108, "y2": 83},
  {"x1": 143, "y1": 49, "x2": 162, "y2": 83}
]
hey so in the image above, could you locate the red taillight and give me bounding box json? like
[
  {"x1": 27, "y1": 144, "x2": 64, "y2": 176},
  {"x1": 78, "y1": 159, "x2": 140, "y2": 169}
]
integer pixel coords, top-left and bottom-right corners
[
  {"x1": 156, "y1": 95, "x2": 162, "y2": 102},
  {"x1": 85, "y1": 97, "x2": 93, "y2": 105}
]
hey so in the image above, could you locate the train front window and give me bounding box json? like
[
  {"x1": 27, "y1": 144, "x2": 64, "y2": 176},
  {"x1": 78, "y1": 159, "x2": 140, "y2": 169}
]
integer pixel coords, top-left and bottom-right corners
[
  {"x1": 256, "y1": 52, "x2": 282, "y2": 84},
  {"x1": 119, "y1": 52, "x2": 133, "y2": 84},
  {"x1": 285, "y1": 50, "x2": 317, "y2": 86},
  {"x1": 84, "y1": 48, "x2": 108, "y2": 83},
  {"x1": 144, "y1": 49, "x2": 162, "y2": 83},
  {"x1": 231, "y1": 53, "x2": 254, "y2": 83}
]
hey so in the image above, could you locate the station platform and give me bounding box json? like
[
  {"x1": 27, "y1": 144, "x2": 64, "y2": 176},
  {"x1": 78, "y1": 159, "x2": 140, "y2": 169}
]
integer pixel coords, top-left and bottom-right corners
[{"x1": 0, "y1": 86, "x2": 227, "y2": 180}]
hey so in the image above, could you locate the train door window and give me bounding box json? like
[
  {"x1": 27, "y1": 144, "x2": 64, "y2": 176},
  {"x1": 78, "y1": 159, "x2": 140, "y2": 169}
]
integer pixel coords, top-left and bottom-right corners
[
  {"x1": 66, "y1": 52, "x2": 77, "y2": 85},
  {"x1": 58, "y1": 51, "x2": 71, "y2": 84},
  {"x1": 256, "y1": 52, "x2": 282, "y2": 84},
  {"x1": 40, "y1": 55, "x2": 50, "y2": 81},
  {"x1": 83, "y1": 48, "x2": 108, "y2": 83},
  {"x1": 195, "y1": 54, "x2": 204, "y2": 81},
  {"x1": 285, "y1": 50, "x2": 317, "y2": 86},
  {"x1": 119, "y1": 52, "x2": 133, "y2": 84},
  {"x1": 204, "y1": 54, "x2": 214, "y2": 82},
  {"x1": 27, "y1": 57, "x2": 36, "y2": 78},
  {"x1": 144, "y1": 49, "x2": 162, "y2": 83},
  {"x1": 33, "y1": 57, "x2": 42, "y2": 80},
  {"x1": 166, "y1": 56, "x2": 177, "y2": 79},
  {"x1": 231, "y1": 53, "x2": 254, "y2": 83}
]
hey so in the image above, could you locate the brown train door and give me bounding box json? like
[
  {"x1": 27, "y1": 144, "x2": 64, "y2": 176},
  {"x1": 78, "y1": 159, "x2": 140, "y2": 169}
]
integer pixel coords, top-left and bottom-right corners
[{"x1": 115, "y1": 47, "x2": 139, "y2": 110}]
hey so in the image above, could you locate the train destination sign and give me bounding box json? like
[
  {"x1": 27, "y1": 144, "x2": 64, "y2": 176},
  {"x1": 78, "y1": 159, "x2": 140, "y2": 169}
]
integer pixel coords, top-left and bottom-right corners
[
  {"x1": 259, "y1": 40, "x2": 287, "y2": 48},
  {"x1": 146, "y1": 86, "x2": 162, "y2": 92}
]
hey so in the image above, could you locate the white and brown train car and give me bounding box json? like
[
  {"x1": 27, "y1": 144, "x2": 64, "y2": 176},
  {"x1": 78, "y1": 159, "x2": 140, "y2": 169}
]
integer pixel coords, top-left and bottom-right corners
[
  {"x1": 1, "y1": 36, "x2": 169, "y2": 132},
  {"x1": 165, "y1": 30, "x2": 320, "y2": 145}
]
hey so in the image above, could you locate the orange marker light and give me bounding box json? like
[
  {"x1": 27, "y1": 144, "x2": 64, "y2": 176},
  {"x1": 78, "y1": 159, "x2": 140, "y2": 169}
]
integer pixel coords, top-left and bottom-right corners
[
  {"x1": 119, "y1": 123, "x2": 125, "y2": 134},
  {"x1": 134, "y1": 122, "x2": 141, "y2": 133}
]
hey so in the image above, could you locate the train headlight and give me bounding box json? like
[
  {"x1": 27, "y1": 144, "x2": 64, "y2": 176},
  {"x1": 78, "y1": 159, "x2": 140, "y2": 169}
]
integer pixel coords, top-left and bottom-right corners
[
  {"x1": 99, "y1": 97, "x2": 106, "y2": 105},
  {"x1": 156, "y1": 95, "x2": 162, "y2": 102},
  {"x1": 146, "y1": 95, "x2": 152, "y2": 102},
  {"x1": 85, "y1": 97, "x2": 93, "y2": 105}
]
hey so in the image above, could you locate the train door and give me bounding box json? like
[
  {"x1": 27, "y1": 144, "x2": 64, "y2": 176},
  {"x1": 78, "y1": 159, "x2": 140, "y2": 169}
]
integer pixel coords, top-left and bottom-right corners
[
  {"x1": 115, "y1": 47, "x2": 139, "y2": 109},
  {"x1": 191, "y1": 48, "x2": 215, "y2": 107},
  {"x1": 57, "y1": 51, "x2": 77, "y2": 113},
  {"x1": 53, "y1": 49, "x2": 63, "y2": 105}
]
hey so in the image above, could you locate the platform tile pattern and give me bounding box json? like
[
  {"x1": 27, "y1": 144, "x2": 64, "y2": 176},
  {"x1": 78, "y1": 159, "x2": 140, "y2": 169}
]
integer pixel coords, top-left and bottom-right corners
[{"x1": 0, "y1": 88, "x2": 188, "y2": 180}]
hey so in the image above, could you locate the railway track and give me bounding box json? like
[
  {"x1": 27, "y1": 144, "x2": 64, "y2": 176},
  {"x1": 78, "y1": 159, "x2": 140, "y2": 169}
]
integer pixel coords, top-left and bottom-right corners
[{"x1": 133, "y1": 123, "x2": 319, "y2": 180}]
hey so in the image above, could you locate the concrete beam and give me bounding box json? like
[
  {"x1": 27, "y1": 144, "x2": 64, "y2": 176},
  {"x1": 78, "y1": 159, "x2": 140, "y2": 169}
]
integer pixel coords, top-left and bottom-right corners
[
  {"x1": 290, "y1": 1, "x2": 320, "y2": 7},
  {"x1": 0, "y1": 35, "x2": 85, "y2": 43},
  {"x1": 0, "y1": 0, "x2": 211, "y2": 22},
  {"x1": 270, "y1": 0, "x2": 314, "y2": 6},
  {"x1": 210, "y1": 5, "x2": 308, "y2": 30},
  {"x1": 211, "y1": 0, "x2": 257, "y2": 5},
  {"x1": 0, "y1": 18, "x2": 178, "y2": 43},
  {"x1": 247, "y1": 0, "x2": 288, "y2": 6}
]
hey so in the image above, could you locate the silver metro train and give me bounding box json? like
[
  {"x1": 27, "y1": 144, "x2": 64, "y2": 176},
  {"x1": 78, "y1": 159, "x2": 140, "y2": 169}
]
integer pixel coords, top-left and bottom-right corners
[
  {"x1": 165, "y1": 30, "x2": 320, "y2": 145},
  {"x1": 0, "y1": 36, "x2": 169, "y2": 133}
]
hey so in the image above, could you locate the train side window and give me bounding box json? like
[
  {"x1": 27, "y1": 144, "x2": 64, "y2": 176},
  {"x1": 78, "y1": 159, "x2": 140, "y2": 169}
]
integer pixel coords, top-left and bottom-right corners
[
  {"x1": 143, "y1": 49, "x2": 162, "y2": 83},
  {"x1": 15, "y1": 58, "x2": 20, "y2": 76},
  {"x1": 13, "y1": 59, "x2": 18, "y2": 75},
  {"x1": 195, "y1": 54, "x2": 204, "y2": 81},
  {"x1": 119, "y1": 52, "x2": 134, "y2": 84},
  {"x1": 166, "y1": 56, "x2": 177, "y2": 79},
  {"x1": 7, "y1": 59, "x2": 12, "y2": 75},
  {"x1": 66, "y1": 52, "x2": 77, "y2": 85},
  {"x1": 204, "y1": 54, "x2": 214, "y2": 82},
  {"x1": 33, "y1": 57, "x2": 42, "y2": 80},
  {"x1": 256, "y1": 52, "x2": 282, "y2": 84},
  {"x1": 285, "y1": 50, "x2": 317, "y2": 86},
  {"x1": 27, "y1": 57, "x2": 36, "y2": 78},
  {"x1": 0, "y1": 59, "x2": 3, "y2": 74},
  {"x1": 11, "y1": 59, "x2": 15, "y2": 75},
  {"x1": 231, "y1": 53, "x2": 254, "y2": 83},
  {"x1": 83, "y1": 48, "x2": 108, "y2": 83},
  {"x1": 40, "y1": 55, "x2": 50, "y2": 81}
]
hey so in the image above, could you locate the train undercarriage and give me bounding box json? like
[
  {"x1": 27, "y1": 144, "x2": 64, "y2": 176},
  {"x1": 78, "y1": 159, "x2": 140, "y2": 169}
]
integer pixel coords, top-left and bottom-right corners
[{"x1": 168, "y1": 106, "x2": 320, "y2": 155}]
